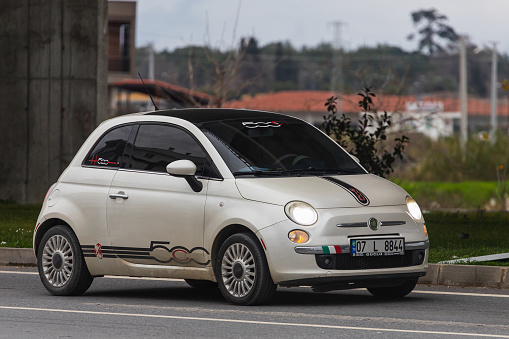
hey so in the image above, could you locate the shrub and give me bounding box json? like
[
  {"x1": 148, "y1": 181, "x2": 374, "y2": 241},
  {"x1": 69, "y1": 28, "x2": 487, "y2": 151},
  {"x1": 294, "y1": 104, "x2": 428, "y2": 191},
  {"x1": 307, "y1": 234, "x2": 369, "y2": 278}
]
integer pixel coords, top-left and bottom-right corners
[
  {"x1": 321, "y1": 87, "x2": 409, "y2": 177},
  {"x1": 396, "y1": 134, "x2": 509, "y2": 183}
]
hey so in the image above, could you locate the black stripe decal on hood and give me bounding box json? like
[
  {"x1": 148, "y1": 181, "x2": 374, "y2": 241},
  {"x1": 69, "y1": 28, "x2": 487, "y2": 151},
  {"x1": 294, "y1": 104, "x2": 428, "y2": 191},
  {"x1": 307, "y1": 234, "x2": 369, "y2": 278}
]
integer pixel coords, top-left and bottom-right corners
[{"x1": 322, "y1": 176, "x2": 370, "y2": 206}]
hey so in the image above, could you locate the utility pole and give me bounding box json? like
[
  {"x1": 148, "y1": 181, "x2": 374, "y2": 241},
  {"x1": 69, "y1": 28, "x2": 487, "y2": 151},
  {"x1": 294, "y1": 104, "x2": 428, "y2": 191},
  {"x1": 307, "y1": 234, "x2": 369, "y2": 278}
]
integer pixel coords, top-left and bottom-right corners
[
  {"x1": 329, "y1": 21, "x2": 344, "y2": 113},
  {"x1": 490, "y1": 42, "x2": 498, "y2": 143},
  {"x1": 148, "y1": 43, "x2": 155, "y2": 80},
  {"x1": 459, "y1": 36, "x2": 468, "y2": 148}
]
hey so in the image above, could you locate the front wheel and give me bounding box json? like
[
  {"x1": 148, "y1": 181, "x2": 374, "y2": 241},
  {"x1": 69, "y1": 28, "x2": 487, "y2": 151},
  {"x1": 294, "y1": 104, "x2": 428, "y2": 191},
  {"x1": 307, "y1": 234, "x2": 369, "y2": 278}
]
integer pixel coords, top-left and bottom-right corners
[
  {"x1": 367, "y1": 278, "x2": 419, "y2": 298},
  {"x1": 37, "y1": 225, "x2": 94, "y2": 296},
  {"x1": 215, "y1": 233, "x2": 276, "y2": 305}
]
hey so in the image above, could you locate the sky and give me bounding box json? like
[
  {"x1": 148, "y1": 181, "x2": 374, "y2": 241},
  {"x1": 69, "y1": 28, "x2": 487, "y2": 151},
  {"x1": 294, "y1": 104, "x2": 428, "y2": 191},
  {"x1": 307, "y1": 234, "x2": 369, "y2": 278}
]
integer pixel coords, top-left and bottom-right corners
[{"x1": 133, "y1": 0, "x2": 509, "y2": 55}]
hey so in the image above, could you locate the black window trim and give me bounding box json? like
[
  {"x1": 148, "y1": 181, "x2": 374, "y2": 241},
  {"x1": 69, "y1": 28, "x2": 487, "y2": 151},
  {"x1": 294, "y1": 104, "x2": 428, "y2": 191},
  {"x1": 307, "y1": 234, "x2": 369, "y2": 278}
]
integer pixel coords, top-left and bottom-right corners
[
  {"x1": 121, "y1": 122, "x2": 223, "y2": 180},
  {"x1": 81, "y1": 123, "x2": 134, "y2": 170}
]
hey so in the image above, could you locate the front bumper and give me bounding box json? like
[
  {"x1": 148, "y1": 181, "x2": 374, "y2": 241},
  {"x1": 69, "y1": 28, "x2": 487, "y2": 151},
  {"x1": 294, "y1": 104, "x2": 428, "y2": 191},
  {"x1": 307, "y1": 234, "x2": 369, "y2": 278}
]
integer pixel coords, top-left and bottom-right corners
[
  {"x1": 256, "y1": 205, "x2": 429, "y2": 285},
  {"x1": 279, "y1": 271, "x2": 426, "y2": 292}
]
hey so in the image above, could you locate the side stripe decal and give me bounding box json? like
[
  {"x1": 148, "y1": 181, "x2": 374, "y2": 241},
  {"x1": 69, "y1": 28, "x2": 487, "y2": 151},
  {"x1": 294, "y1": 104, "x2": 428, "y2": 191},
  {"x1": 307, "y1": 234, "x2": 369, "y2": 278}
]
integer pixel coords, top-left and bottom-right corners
[{"x1": 82, "y1": 241, "x2": 210, "y2": 266}]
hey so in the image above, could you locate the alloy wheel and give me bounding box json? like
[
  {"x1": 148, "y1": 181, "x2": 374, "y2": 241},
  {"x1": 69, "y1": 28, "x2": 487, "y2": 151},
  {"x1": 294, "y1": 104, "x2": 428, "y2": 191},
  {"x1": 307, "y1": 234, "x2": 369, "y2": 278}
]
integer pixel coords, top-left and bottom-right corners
[
  {"x1": 221, "y1": 243, "x2": 256, "y2": 298},
  {"x1": 41, "y1": 234, "x2": 74, "y2": 287}
]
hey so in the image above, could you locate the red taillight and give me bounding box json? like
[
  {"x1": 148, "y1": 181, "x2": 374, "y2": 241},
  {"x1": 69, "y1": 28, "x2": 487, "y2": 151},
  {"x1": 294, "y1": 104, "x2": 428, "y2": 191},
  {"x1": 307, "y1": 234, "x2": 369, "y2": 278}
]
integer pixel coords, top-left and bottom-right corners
[{"x1": 43, "y1": 183, "x2": 56, "y2": 204}]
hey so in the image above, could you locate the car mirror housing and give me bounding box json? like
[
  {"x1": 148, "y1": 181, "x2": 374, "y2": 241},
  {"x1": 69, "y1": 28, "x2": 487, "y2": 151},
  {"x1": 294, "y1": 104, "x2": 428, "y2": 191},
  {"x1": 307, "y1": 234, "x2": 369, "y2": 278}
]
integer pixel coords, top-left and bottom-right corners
[
  {"x1": 166, "y1": 160, "x2": 197, "y2": 176},
  {"x1": 166, "y1": 160, "x2": 203, "y2": 192}
]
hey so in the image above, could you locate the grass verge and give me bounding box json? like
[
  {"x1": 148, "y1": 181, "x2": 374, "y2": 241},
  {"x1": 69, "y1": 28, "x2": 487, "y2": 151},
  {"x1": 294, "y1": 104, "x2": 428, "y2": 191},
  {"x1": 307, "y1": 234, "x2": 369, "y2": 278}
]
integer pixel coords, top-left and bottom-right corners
[
  {"x1": 1, "y1": 203, "x2": 508, "y2": 266},
  {"x1": 425, "y1": 211, "x2": 509, "y2": 264},
  {"x1": 0, "y1": 203, "x2": 39, "y2": 248},
  {"x1": 394, "y1": 180, "x2": 508, "y2": 210}
]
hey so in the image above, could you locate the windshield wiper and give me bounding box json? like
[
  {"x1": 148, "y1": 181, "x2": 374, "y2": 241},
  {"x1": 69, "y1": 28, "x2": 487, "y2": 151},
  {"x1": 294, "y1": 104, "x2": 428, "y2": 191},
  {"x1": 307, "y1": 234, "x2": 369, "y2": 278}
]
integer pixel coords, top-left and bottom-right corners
[
  {"x1": 332, "y1": 168, "x2": 366, "y2": 175},
  {"x1": 233, "y1": 170, "x2": 283, "y2": 177},
  {"x1": 280, "y1": 168, "x2": 363, "y2": 175},
  {"x1": 233, "y1": 168, "x2": 365, "y2": 177}
]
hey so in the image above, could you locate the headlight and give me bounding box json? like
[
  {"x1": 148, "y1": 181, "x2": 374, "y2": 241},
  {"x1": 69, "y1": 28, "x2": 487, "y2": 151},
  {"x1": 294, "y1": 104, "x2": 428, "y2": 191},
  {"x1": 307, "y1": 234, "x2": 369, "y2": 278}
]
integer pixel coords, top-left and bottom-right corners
[
  {"x1": 406, "y1": 196, "x2": 423, "y2": 221},
  {"x1": 285, "y1": 201, "x2": 318, "y2": 226}
]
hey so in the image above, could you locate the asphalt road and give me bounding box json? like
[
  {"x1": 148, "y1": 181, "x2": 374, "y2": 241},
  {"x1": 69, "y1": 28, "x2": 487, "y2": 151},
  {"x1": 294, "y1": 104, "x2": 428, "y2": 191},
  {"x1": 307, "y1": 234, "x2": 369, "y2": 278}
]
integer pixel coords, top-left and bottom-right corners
[{"x1": 1, "y1": 266, "x2": 508, "y2": 339}]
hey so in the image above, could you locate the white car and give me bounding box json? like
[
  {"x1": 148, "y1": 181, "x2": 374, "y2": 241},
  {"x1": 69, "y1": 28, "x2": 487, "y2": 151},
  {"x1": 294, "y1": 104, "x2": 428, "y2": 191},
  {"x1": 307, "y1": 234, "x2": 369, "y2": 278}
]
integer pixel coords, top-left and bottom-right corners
[{"x1": 34, "y1": 108, "x2": 428, "y2": 305}]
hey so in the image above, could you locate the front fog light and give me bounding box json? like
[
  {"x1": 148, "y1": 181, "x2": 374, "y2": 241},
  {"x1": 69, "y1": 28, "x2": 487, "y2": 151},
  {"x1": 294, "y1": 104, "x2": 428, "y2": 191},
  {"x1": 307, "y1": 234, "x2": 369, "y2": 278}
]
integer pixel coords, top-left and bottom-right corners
[
  {"x1": 406, "y1": 196, "x2": 423, "y2": 221},
  {"x1": 288, "y1": 230, "x2": 309, "y2": 243},
  {"x1": 285, "y1": 201, "x2": 318, "y2": 226}
]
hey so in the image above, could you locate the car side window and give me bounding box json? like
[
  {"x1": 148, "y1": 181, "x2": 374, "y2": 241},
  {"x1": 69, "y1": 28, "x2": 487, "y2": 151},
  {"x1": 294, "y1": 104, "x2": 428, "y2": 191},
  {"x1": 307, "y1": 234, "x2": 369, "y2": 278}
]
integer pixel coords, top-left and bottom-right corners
[
  {"x1": 83, "y1": 124, "x2": 132, "y2": 168},
  {"x1": 129, "y1": 124, "x2": 212, "y2": 176}
]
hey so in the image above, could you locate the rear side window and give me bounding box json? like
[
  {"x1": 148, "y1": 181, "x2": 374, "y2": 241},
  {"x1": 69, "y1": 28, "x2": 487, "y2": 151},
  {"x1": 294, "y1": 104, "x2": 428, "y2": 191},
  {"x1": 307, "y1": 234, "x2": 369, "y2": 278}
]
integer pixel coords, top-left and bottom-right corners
[
  {"x1": 84, "y1": 125, "x2": 132, "y2": 168},
  {"x1": 129, "y1": 124, "x2": 209, "y2": 175}
]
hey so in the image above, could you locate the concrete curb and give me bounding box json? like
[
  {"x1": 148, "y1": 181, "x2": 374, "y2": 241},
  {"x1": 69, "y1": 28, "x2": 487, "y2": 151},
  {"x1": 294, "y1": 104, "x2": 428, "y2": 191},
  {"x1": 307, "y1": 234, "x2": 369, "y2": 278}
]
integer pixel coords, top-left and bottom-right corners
[
  {"x1": 0, "y1": 248, "x2": 36, "y2": 266},
  {"x1": 419, "y1": 263, "x2": 509, "y2": 289},
  {"x1": 1, "y1": 248, "x2": 508, "y2": 289}
]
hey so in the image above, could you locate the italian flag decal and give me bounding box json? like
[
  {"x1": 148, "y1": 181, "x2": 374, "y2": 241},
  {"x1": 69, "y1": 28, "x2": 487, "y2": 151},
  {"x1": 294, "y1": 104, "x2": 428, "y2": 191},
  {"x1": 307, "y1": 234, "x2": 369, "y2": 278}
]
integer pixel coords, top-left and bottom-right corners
[{"x1": 322, "y1": 245, "x2": 342, "y2": 254}]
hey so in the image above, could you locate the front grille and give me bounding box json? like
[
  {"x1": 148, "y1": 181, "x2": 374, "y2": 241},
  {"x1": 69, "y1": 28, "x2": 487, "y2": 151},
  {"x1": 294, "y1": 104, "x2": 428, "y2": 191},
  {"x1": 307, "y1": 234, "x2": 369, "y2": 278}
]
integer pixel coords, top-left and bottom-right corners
[{"x1": 315, "y1": 250, "x2": 425, "y2": 270}]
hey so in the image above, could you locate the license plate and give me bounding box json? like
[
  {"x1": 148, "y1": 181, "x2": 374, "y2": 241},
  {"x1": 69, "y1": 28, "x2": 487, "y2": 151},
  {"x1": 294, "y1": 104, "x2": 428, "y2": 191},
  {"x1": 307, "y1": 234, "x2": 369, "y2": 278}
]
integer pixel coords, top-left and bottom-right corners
[{"x1": 350, "y1": 238, "x2": 404, "y2": 256}]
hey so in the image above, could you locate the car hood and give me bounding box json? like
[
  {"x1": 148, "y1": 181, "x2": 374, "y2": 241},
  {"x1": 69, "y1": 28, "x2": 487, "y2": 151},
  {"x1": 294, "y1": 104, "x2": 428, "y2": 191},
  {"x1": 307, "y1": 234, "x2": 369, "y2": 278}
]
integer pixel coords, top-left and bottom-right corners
[{"x1": 234, "y1": 174, "x2": 407, "y2": 208}]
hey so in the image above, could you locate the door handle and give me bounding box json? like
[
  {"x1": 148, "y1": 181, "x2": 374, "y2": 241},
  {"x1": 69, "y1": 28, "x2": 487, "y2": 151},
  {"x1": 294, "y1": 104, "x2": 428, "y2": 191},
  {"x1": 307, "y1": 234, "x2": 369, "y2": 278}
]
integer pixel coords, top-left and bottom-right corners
[{"x1": 109, "y1": 193, "x2": 129, "y2": 200}]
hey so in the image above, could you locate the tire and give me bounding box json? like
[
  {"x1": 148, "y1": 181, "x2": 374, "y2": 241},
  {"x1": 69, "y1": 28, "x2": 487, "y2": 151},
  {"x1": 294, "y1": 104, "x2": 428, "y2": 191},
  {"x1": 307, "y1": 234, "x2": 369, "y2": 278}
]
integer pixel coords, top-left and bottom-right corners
[
  {"x1": 215, "y1": 233, "x2": 276, "y2": 305},
  {"x1": 37, "y1": 225, "x2": 94, "y2": 296},
  {"x1": 367, "y1": 278, "x2": 419, "y2": 298},
  {"x1": 184, "y1": 279, "x2": 218, "y2": 290}
]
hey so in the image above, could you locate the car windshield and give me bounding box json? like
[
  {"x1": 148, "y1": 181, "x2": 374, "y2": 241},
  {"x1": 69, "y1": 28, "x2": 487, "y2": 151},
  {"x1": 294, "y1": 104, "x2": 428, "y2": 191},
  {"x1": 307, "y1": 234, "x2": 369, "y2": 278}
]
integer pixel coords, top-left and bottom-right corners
[{"x1": 200, "y1": 117, "x2": 366, "y2": 177}]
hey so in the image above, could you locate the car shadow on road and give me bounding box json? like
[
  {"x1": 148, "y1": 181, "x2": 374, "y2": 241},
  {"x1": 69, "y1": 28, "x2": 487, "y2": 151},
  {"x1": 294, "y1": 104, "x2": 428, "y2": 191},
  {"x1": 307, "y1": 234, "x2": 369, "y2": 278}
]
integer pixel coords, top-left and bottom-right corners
[
  {"x1": 83, "y1": 279, "x2": 428, "y2": 307},
  {"x1": 273, "y1": 288, "x2": 428, "y2": 307}
]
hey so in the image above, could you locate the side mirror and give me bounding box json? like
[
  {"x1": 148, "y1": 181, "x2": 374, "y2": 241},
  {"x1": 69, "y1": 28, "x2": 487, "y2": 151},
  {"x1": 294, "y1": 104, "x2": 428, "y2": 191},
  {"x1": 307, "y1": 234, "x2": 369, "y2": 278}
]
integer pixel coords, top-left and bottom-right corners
[
  {"x1": 351, "y1": 155, "x2": 360, "y2": 163},
  {"x1": 166, "y1": 160, "x2": 203, "y2": 192}
]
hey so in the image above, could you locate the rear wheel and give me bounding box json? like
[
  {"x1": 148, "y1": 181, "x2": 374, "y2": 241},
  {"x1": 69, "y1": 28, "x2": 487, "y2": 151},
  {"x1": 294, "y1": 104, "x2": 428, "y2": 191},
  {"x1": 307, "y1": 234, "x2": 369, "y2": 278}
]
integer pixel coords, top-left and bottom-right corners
[
  {"x1": 367, "y1": 278, "x2": 418, "y2": 298},
  {"x1": 37, "y1": 225, "x2": 93, "y2": 296},
  {"x1": 215, "y1": 233, "x2": 276, "y2": 305}
]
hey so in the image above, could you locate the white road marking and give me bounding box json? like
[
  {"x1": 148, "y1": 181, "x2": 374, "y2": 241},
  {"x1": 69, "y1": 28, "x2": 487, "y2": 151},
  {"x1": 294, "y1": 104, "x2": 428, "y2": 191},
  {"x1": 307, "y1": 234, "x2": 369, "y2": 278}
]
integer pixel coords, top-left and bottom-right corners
[
  {"x1": 83, "y1": 302, "x2": 509, "y2": 331},
  {"x1": 412, "y1": 290, "x2": 509, "y2": 298},
  {"x1": 0, "y1": 270, "x2": 38, "y2": 275},
  {"x1": 0, "y1": 305, "x2": 507, "y2": 338}
]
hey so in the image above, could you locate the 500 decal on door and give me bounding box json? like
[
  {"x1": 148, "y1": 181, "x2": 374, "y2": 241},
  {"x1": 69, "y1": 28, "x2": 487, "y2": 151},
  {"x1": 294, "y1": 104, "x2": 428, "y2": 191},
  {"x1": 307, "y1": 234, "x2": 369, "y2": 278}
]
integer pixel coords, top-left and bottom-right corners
[{"x1": 82, "y1": 241, "x2": 210, "y2": 266}]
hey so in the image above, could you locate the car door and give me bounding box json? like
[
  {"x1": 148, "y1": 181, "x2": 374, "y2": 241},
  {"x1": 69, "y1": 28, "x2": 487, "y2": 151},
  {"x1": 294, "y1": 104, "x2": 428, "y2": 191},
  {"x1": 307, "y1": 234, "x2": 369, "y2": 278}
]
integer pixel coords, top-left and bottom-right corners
[
  {"x1": 106, "y1": 123, "x2": 214, "y2": 268},
  {"x1": 77, "y1": 124, "x2": 133, "y2": 250}
]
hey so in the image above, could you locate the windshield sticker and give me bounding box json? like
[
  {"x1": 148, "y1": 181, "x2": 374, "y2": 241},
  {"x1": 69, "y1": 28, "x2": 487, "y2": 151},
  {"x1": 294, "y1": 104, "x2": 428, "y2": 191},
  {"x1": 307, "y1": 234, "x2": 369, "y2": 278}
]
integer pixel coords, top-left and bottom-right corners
[
  {"x1": 88, "y1": 154, "x2": 119, "y2": 166},
  {"x1": 242, "y1": 121, "x2": 282, "y2": 128},
  {"x1": 322, "y1": 176, "x2": 370, "y2": 206}
]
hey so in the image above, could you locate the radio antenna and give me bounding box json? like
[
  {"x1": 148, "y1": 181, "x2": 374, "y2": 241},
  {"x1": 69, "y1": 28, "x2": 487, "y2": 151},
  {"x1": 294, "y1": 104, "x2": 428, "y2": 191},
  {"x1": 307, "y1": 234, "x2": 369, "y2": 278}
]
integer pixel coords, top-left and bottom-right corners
[{"x1": 138, "y1": 72, "x2": 159, "y2": 111}]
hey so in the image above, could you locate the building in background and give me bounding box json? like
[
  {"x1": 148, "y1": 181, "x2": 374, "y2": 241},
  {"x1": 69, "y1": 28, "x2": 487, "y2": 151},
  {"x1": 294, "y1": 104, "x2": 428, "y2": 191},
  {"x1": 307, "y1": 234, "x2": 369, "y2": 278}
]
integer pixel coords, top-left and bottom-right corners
[
  {"x1": 107, "y1": 1, "x2": 137, "y2": 115},
  {"x1": 226, "y1": 91, "x2": 509, "y2": 140},
  {"x1": 107, "y1": 1, "x2": 210, "y2": 114}
]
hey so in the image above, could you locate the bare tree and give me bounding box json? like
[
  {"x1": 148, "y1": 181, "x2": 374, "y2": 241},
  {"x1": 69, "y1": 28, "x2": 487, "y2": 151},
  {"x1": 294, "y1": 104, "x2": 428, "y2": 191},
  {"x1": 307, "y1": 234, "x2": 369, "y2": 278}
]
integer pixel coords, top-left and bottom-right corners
[{"x1": 185, "y1": 1, "x2": 271, "y2": 107}]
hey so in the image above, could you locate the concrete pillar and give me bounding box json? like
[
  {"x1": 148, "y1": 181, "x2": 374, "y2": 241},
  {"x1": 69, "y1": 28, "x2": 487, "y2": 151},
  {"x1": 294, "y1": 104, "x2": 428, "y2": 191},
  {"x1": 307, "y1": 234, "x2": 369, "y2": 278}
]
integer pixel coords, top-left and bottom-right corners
[{"x1": 0, "y1": 0, "x2": 108, "y2": 204}]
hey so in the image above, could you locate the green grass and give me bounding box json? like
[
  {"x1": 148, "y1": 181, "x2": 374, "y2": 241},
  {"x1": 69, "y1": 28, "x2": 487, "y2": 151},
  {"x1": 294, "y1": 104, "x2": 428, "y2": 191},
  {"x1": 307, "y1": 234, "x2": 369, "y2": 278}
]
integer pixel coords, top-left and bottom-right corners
[
  {"x1": 0, "y1": 203, "x2": 40, "y2": 248},
  {"x1": 425, "y1": 211, "x2": 509, "y2": 264},
  {"x1": 394, "y1": 180, "x2": 507, "y2": 210},
  {"x1": 1, "y1": 203, "x2": 509, "y2": 266}
]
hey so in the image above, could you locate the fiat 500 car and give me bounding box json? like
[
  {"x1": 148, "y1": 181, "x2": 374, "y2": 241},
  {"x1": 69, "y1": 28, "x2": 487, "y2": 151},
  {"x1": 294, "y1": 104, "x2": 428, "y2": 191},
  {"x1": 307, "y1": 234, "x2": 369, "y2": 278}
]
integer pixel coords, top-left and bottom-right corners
[{"x1": 34, "y1": 108, "x2": 428, "y2": 305}]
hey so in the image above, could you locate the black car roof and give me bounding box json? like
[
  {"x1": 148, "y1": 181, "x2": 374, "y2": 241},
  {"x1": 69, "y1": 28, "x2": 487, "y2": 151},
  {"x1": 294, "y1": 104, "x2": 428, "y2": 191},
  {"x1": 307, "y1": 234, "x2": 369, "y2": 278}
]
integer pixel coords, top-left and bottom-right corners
[{"x1": 144, "y1": 108, "x2": 292, "y2": 124}]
